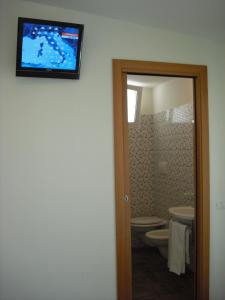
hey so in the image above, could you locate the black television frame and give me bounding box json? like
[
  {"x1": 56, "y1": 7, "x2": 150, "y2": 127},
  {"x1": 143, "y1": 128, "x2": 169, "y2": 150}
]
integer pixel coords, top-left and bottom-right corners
[{"x1": 16, "y1": 17, "x2": 84, "y2": 79}]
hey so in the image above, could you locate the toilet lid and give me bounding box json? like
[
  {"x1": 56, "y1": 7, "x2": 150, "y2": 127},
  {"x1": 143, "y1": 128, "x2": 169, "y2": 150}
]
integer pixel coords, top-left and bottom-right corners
[
  {"x1": 145, "y1": 229, "x2": 169, "y2": 240},
  {"x1": 131, "y1": 216, "x2": 164, "y2": 225}
]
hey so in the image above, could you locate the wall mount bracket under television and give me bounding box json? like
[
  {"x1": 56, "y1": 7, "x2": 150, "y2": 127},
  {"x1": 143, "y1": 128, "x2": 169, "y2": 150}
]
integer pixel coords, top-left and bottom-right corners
[{"x1": 16, "y1": 17, "x2": 84, "y2": 79}]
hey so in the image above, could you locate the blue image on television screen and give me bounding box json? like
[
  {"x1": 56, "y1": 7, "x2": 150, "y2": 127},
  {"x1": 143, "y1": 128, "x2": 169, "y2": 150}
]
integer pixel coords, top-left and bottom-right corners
[{"x1": 21, "y1": 22, "x2": 79, "y2": 70}]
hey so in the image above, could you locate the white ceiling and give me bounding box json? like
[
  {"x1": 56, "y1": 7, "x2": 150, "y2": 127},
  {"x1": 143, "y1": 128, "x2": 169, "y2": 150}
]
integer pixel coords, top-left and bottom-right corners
[
  {"x1": 23, "y1": 0, "x2": 225, "y2": 41},
  {"x1": 127, "y1": 75, "x2": 174, "y2": 88}
]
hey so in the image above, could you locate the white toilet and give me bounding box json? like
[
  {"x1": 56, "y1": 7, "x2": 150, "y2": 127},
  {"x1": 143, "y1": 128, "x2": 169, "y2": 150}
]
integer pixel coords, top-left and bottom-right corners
[
  {"x1": 145, "y1": 229, "x2": 169, "y2": 259},
  {"x1": 131, "y1": 216, "x2": 167, "y2": 245}
]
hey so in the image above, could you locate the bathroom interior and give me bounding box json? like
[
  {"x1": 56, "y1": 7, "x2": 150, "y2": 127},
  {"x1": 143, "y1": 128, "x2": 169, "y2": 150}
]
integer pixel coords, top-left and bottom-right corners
[{"x1": 127, "y1": 75, "x2": 196, "y2": 300}]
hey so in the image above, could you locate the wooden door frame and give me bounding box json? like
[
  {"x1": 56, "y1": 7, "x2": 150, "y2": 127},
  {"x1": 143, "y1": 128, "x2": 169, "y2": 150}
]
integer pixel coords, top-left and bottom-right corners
[{"x1": 113, "y1": 59, "x2": 210, "y2": 300}]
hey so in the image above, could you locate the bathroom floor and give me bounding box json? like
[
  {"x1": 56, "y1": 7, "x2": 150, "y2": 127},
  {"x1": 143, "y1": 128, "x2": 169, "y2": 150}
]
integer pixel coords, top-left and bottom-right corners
[{"x1": 132, "y1": 246, "x2": 194, "y2": 300}]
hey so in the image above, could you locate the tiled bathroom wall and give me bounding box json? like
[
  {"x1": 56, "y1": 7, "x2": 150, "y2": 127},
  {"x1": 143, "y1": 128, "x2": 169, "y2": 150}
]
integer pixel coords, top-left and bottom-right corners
[
  {"x1": 128, "y1": 103, "x2": 195, "y2": 221},
  {"x1": 151, "y1": 103, "x2": 195, "y2": 220},
  {"x1": 128, "y1": 115, "x2": 154, "y2": 217}
]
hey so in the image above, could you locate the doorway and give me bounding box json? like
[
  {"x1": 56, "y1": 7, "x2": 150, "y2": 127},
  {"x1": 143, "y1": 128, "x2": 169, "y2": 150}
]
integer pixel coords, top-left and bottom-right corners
[{"x1": 113, "y1": 60, "x2": 209, "y2": 300}]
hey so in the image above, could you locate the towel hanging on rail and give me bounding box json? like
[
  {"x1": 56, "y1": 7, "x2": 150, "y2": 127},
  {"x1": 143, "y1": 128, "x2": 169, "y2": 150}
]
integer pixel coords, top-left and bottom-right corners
[{"x1": 168, "y1": 220, "x2": 190, "y2": 275}]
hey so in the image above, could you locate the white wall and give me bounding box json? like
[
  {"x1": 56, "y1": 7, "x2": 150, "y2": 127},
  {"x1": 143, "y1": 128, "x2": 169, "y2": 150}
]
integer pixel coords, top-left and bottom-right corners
[
  {"x1": 152, "y1": 78, "x2": 194, "y2": 113},
  {"x1": 140, "y1": 78, "x2": 193, "y2": 115},
  {"x1": 0, "y1": 1, "x2": 225, "y2": 300},
  {"x1": 140, "y1": 87, "x2": 154, "y2": 115}
]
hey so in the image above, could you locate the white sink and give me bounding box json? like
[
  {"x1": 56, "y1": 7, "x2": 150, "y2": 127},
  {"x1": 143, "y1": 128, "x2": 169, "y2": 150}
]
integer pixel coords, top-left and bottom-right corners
[{"x1": 169, "y1": 206, "x2": 195, "y2": 224}]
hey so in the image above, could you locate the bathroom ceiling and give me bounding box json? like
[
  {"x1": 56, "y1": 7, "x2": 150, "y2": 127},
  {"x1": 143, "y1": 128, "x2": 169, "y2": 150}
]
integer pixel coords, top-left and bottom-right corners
[
  {"x1": 127, "y1": 75, "x2": 174, "y2": 88},
  {"x1": 24, "y1": 0, "x2": 225, "y2": 41}
]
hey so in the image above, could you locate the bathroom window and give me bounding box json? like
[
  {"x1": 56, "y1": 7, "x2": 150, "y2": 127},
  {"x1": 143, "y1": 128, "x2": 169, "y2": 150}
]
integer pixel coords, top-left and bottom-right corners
[
  {"x1": 127, "y1": 89, "x2": 137, "y2": 123},
  {"x1": 127, "y1": 86, "x2": 141, "y2": 123}
]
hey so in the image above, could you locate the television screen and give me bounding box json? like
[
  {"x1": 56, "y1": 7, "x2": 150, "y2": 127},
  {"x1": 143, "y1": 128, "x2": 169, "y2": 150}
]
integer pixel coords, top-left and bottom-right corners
[{"x1": 16, "y1": 18, "x2": 84, "y2": 79}]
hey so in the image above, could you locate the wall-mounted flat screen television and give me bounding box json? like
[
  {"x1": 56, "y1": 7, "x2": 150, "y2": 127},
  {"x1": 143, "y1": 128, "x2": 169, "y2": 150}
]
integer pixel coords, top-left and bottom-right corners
[{"x1": 16, "y1": 17, "x2": 84, "y2": 79}]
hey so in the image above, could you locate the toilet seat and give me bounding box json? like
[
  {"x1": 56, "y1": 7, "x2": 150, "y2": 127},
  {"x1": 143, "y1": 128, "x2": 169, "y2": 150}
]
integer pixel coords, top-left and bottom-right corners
[
  {"x1": 131, "y1": 216, "x2": 165, "y2": 226},
  {"x1": 145, "y1": 229, "x2": 169, "y2": 240}
]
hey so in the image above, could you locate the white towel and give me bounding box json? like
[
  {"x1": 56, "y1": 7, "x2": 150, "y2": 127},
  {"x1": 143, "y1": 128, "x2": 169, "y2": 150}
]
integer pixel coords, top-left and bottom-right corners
[{"x1": 168, "y1": 220, "x2": 190, "y2": 275}]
